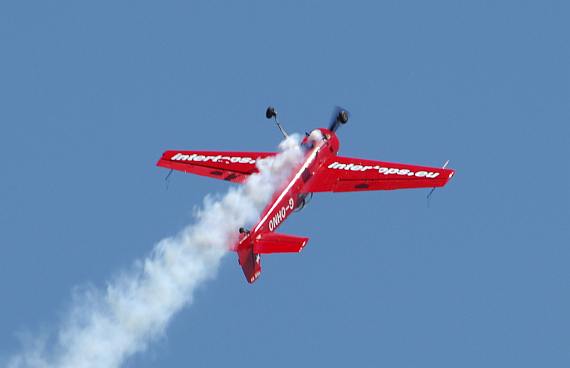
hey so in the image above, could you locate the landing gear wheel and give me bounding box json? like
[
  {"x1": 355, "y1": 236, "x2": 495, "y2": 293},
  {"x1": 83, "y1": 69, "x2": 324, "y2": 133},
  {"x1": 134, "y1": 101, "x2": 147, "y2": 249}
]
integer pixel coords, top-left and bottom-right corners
[
  {"x1": 338, "y1": 110, "x2": 348, "y2": 124},
  {"x1": 266, "y1": 106, "x2": 276, "y2": 119}
]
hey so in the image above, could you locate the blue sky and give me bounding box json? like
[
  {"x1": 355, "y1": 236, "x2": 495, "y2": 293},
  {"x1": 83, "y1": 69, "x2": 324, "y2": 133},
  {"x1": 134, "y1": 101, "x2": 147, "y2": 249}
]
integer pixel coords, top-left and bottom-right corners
[{"x1": 1, "y1": 1, "x2": 568, "y2": 367}]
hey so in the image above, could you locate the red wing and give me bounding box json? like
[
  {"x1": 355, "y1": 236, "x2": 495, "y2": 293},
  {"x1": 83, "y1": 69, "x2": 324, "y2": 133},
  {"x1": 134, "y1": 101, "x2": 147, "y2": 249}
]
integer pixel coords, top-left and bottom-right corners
[
  {"x1": 157, "y1": 150, "x2": 276, "y2": 183},
  {"x1": 302, "y1": 155, "x2": 455, "y2": 193}
]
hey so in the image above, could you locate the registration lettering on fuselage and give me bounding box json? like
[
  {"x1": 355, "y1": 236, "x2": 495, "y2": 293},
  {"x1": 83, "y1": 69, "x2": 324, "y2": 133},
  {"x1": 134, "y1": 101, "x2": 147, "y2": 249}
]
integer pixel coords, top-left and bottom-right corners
[{"x1": 268, "y1": 198, "x2": 295, "y2": 231}]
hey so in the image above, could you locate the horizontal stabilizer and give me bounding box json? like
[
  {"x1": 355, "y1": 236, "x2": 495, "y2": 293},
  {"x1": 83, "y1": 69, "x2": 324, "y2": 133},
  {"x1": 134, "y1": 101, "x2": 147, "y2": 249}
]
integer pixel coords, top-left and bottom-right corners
[{"x1": 253, "y1": 232, "x2": 309, "y2": 254}]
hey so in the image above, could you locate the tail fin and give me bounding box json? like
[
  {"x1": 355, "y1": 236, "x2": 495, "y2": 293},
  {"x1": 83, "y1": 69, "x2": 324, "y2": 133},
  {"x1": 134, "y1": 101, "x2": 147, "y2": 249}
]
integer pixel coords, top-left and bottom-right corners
[
  {"x1": 236, "y1": 232, "x2": 309, "y2": 283},
  {"x1": 238, "y1": 246, "x2": 261, "y2": 283}
]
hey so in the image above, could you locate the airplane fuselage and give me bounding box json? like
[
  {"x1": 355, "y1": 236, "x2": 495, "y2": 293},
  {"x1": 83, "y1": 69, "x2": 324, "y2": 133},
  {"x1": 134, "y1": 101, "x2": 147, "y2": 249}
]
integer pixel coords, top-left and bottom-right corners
[
  {"x1": 236, "y1": 128, "x2": 338, "y2": 282},
  {"x1": 157, "y1": 121, "x2": 454, "y2": 283},
  {"x1": 250, "y1": 129, "x2": 337, "y2": 236}
]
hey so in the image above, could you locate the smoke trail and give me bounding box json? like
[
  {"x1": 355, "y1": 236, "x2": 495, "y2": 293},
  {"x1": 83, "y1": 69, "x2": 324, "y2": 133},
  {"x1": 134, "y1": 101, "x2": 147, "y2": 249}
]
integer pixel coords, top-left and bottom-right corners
[{"x1": 6, "y1": 135, "x2": 304, "y2": 368}]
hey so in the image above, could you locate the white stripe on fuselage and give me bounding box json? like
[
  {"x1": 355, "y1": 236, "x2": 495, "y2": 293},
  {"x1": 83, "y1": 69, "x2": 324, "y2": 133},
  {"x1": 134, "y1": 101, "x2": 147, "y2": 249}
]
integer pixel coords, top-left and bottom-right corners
[{"x1": 254, "y1": 145, "x2": 320, "y2": 234}]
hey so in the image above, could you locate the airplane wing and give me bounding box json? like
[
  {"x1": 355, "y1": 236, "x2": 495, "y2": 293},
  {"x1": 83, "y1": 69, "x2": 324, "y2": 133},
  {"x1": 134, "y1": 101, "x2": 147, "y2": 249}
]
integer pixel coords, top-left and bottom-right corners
[
  {"x1": 302, "y1": 155, "x2": 455, "y2": 193},
  {"x1": 157, "y1": 150, "x2": 276, "y2": 183}
]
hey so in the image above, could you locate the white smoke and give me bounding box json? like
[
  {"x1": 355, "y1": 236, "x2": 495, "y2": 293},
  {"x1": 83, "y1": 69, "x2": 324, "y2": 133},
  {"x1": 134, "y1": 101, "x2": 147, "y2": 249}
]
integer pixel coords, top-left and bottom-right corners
[{"x1": 6, "y1": 134, "x2": 304, "y2": 368}]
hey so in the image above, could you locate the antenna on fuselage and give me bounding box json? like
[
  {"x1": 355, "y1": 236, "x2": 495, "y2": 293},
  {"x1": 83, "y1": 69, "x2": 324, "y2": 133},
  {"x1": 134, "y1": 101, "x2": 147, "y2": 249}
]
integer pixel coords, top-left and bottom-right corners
[{"x1": 266, "y1": 106, "x2": 288, "y2": 139}]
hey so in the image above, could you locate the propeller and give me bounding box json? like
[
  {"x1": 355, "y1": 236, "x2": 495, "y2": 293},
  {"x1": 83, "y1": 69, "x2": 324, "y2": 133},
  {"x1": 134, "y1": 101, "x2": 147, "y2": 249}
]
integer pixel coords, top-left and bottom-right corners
[{"x1": 328, "y1": 106, "x2": 349, "y2": 134}]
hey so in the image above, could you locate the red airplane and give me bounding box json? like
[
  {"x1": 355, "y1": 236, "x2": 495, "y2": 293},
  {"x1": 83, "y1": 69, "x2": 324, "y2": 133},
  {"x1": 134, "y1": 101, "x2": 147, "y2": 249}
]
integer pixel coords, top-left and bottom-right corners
[{"x1": 157, "y1": 107, "x2": 455, "y2": 283}]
